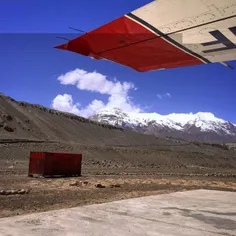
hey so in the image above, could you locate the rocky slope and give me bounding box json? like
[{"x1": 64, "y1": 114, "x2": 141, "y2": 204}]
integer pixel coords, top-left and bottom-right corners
[
  {"x1": 90, "y1": 108, "x2": 236, "y2": 143},
  {"x1": 0, "y1": 93, "x2": 177, "y2": 146}
]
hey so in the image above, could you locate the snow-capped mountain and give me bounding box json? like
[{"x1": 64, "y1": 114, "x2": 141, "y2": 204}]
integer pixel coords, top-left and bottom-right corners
[{"x1": 90, "y1": 108, "x2": 236, "y2": 143}]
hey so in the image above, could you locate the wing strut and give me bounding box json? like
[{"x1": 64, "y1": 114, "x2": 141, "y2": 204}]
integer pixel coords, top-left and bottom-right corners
[
  {"x1": 220, "y1": 62, "x2": 234, "y2": 70},
  {"x1": 68, "y1": 27, "x2": 86, "y2": 33}
]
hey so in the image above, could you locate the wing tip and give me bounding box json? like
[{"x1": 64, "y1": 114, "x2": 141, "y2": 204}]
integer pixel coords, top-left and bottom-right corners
[{"x1": 54, "y1": 43, "x2": 68, "y2": 50}]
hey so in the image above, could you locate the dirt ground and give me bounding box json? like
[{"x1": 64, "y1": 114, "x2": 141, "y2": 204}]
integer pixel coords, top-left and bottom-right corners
[
  {"x1": 1, "y1": 169, "x2": 236, "y2": 219},
  {"x1": 0, "y1": 140, "x2": 236, "y2": 219}
]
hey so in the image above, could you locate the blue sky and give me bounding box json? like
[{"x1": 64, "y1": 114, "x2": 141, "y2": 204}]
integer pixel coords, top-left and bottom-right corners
[{"x1": 1, "y1": 0, "x2": 236, "y2": 122}]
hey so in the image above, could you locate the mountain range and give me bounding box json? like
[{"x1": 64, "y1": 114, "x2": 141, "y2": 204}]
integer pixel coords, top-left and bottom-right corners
[
  {"x1": 0, "y1": 93, "x2": 169, "y2": 146},
  {"x1": 90, "y1": 108, "x2": 236, "y2": 143}
]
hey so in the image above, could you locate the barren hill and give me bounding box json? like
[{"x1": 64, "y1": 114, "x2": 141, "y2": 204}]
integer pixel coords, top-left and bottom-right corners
[{"x1": 0, "y1": 93, "x2": 166, "y2": 146}]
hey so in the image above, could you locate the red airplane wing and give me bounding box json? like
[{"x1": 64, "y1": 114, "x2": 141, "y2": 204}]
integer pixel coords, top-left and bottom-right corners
[{"x1": 55, "y1": 0, "x2": 236, "y2": 72}]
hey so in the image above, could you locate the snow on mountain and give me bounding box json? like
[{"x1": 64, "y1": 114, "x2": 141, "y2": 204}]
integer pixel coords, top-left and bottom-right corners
[{"x1": 90, "y1": 108, "x2": 236, "y2": 143}]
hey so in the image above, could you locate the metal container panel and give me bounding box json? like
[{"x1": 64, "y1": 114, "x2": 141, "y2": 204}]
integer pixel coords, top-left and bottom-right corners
[
  {"x1": 29, "y1": 152, "x2": 82, "y2": 177},
  {"x1": 44, "y1": 152, "x2": 82, "y2": 177}
]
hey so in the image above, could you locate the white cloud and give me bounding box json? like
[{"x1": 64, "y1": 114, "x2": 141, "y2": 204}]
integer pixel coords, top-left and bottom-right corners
[
  {"x1": 157, "y1": 93, "x2": 171, "y2": 99},
  {"x1": 52, "y1": 69, "x2": 141, "y2": 117},
  {"x1": 52, "y1": 95, "x2": 105, "y2": 117},
  {"x1": 52, "y1": 94, "x2": 80, "y2": 115},
  {"x1": 80, "y1": 99, "x2": 106, "y2": 117},
  {"x1": 166, "y1": 93, "x2": 171, "y2": 98},
  {"x1": 57, "y1": 69, "x2": 135, "y2": 96}
]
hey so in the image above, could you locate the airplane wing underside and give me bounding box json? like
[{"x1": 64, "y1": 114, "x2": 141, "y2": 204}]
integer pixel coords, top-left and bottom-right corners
[{"x1": 55, "y1": 0, "x2": 236, "y2": 72}]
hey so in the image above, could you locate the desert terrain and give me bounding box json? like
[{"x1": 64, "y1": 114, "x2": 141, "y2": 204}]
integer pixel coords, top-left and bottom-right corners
[{"x1": 0, "y1": 94, "x2": 236, "y2": 218}]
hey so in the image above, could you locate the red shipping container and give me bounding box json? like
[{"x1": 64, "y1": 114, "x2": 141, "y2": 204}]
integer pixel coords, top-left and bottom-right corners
[{"x1": 28, "y1": 152, "x2": 82, "y2": 177}]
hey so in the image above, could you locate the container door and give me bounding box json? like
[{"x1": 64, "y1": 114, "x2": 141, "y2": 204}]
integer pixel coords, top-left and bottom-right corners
[{"x1": 29, "y1": 152, "x2": 45, "y2": 176}]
